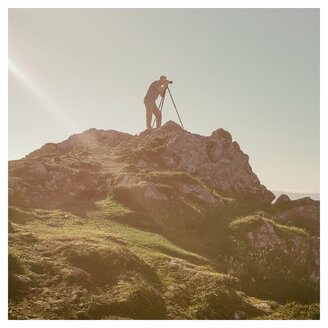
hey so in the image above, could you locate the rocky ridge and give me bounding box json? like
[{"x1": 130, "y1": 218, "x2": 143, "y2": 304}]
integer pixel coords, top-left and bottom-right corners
[{"x1": 9, "y1": 121, "x2": 274, "y2": 210}]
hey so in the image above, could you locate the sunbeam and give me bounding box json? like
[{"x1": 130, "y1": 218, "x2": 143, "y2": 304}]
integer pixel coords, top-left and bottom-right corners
[{"x1": 9, "y1": 58, "x2": 80, "y2": 131}]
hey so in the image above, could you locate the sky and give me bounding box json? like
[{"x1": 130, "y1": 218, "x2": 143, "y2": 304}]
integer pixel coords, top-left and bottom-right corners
[{"x1": 8, "y1": 9, "x2": 319, "y2": 194}]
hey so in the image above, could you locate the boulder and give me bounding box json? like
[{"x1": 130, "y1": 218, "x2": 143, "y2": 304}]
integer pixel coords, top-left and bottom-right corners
[
  {"x1": 67, "y1": 268, "x2": 94, "y2": 288},
  {"x1": 242, "y1": 220, "x2": 319, "y2": 283},
  {"x1": 249, "y1": 221, "x2": 287, "y2": 251},
  {"x1": 276, "y1": 204, "x2": 320, "y2": 236},
  {"x1": 179, "y1": 183, "x2": 222, "y2": 205},
  {"x1": 274, "y1": 194, "x2": 291, "y2": 205},
  {"x1": 211, "y1": 128, "x2": 233, "y2": 142}
]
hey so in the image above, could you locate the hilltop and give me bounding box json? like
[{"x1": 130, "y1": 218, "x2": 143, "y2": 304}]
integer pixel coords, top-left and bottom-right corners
[{"x1": 8, "y1": 121, "x2": 320, "y2": 319}]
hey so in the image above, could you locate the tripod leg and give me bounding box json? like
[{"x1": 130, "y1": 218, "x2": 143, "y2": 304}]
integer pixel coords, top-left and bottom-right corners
[
  {"x1": 151, "y1": 98, "x2": 162, "y2": 128},
  {"x1": 151, "y1": 91, "x2": 166, "y2": 128},
  {"x1": 167, "y1": 87, "x2": 184, "y2": 129}
]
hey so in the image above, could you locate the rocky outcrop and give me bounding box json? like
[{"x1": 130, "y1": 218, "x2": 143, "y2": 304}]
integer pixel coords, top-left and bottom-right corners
[
  {"x1": 274, "y1": 194, "x2": 291, "y2": 205},
  {"x1": 276, "y1": 205, "x2": 319, "y2": 236},
  {"x1": 135, "y1": 121, "x2": 274, "y2": 203},
  {"x1": 273, "y1": 195, "x2": 320, "y2": 236},
  {"x1": 7, "y1": 121, "x2": 278, "y2": 210},
  {"x1": 177, "y1": 183, "x2": 222, "y2": 205},
  {"x1": 237, "y1": 219, "x2": 319, "y2": 284}
]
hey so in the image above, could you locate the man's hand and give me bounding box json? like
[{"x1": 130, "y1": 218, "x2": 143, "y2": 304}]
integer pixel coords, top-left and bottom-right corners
[
  {"x1": 163, "y1": 80, "x2": 173, "y2": 86},
  {"x1": 158, "y1": 84, "x2": 167, "y2": 95}
]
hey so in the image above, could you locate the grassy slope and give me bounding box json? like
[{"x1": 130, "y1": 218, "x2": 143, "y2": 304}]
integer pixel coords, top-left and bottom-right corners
[{"x1": 9, "y1": 203, "x2": 277, "y2": 320}]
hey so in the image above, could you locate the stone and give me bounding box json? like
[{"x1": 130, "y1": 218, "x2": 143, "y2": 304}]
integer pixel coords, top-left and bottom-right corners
[
  {"x1": 144, "y1": 183, "x2": 168, "y2": 201},
  {"x1": 137, "y1": 159, "x2": 150, "y2": 170},
  {"x1": 116, "y1": 174, "x2": 131, "y2": 186},
  {"x1": 31, "y1": 162, "x2": 48, "y2": 176},
  {"x1": 67, "y1": 268, "x2": 93, "y2": 287},
  {"x1": 274, "y1": 194, "x2": 291, "y2": 205},
  {"x1": 242, "y1": 220, "x2": 319, "y2": 283},
  {"x1": 211, "y1": 128, "x2": 232, "y2": 142},
  {"x1": 179, "y1": 183, "x2": 221, "y2": 205},
  {"x1": 276, "y1": 204, "x2": 320, "y2": 235}
]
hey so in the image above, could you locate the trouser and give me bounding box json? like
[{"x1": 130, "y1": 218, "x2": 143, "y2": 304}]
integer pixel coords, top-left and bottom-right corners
[{"x1": 144, "y1": 98, "x2": 162, "y2": 129}]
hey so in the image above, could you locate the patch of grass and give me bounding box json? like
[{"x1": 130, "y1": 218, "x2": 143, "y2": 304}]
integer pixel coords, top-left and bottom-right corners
[
  {"x1": 259, "y1": 302, "x2": 319, "y2": 320},
  {"x1": 92, "y1": 198, "x2": 135, "y2": 221},
  {"x1": 8, "y1": 203, "x2": 319, "y2": 319},
  {"x1": 230, "y1": 214, "x2": 308, "y2": 237},
  {"x1": 275, "y1": 222, "x2": 309, "y2": 237},
  {"x1": 113, "y1": 137, "x2": 167, "y2": 165},
  {"x1": 229, "y1": 215, "x2": 265, "y2": 233},
  {"x1": 90, "y1": 218, "x2": 208, "y2": 265},
  {"x1": 158, "y1": 262, "x2": 263, "y2": 319},
  {"x1": 86, "y1": 276, "x2": 167, "y2": 319},
  {"x1": 65, "y1": 243, "x2": 159, "y2": 286},
  {"x1": 139, "y1": 171, "x2": 199, "y2": 186}
]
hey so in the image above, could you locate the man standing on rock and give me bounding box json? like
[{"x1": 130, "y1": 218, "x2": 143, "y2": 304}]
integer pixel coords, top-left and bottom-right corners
[{"x1": 144, "y1": 75, "x2": 172, "y2": 129}]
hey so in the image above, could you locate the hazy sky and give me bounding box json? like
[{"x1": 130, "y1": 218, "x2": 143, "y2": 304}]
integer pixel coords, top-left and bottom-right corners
[{"x1": 8, "y1": 9, "x2": 319, "y2": 193}]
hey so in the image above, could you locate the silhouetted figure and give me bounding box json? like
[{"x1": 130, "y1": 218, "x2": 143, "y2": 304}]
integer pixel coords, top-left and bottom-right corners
[{"x1": 144, "y1": 75, "x2": 172, "y2": 129}]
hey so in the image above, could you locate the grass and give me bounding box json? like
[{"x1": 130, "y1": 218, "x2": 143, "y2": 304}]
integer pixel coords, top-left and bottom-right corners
[
  {"x1": 8, "y1": 206, "x2": 274, "y2": 319},
  {"x1": 275, "y1": 222, "x2": 309, "y2": 237},
  {"x1": 139, "y1": 170, "x2": 200, "y2": 186},
  {"x1": 259, "y1": 302, "x2": 320, "y2": 320},
  {"x1": 7, "y1": 171, "x2": 320, "y2": 319},
  {"x1": 230, "y1": 214, "x2": 309, "y2": 237},
  {"x1": 229, "y1": 215, "x2": 265, "y2": 232},
  {"x1": 112, "y1": 136, "x2": 167, "y2": 165}
]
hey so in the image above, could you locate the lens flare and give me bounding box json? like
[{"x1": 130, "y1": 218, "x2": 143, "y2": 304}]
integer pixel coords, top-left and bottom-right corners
[{"x1": 9, "y1": 58, "x2": 79, "y2": 130}]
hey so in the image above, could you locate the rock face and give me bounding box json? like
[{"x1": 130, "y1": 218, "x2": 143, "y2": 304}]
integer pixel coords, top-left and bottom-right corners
[
  {"x1": 8, "y1": 121, "x2": 274, "y2": 210},
  {"x1": 274, "y1": 194, "x2": 291, "y2": 205},
  {"x1": 273, "y1": 196, "x2": 320, "y2": 236},
  {"x1": 235, "y1": 218, "x2": 319, "y2": 284},
  {"x1": 139, "y1": 121, "x2": 274, "y2": 203}
]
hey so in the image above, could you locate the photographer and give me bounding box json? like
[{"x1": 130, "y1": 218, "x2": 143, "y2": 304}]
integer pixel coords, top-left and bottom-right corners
[{"x1": 144, "y1": 75, "x2": 173, "y2": 129}]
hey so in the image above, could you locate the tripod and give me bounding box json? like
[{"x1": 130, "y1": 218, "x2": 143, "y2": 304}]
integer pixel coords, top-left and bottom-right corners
[{"x1": 151, "y1": 87, "x2": 184, "y2": 129}]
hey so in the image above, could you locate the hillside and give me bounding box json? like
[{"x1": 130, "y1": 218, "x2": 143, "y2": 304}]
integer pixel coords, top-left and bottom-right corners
[{"x1": 8, "y1": 121, "x2": 320, "y2": 320}]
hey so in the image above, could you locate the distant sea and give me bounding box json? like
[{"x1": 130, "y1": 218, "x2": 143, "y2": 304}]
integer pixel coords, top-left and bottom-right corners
[{"x1": 272, "y1": 190, "x2": 320, "y2": 201}]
